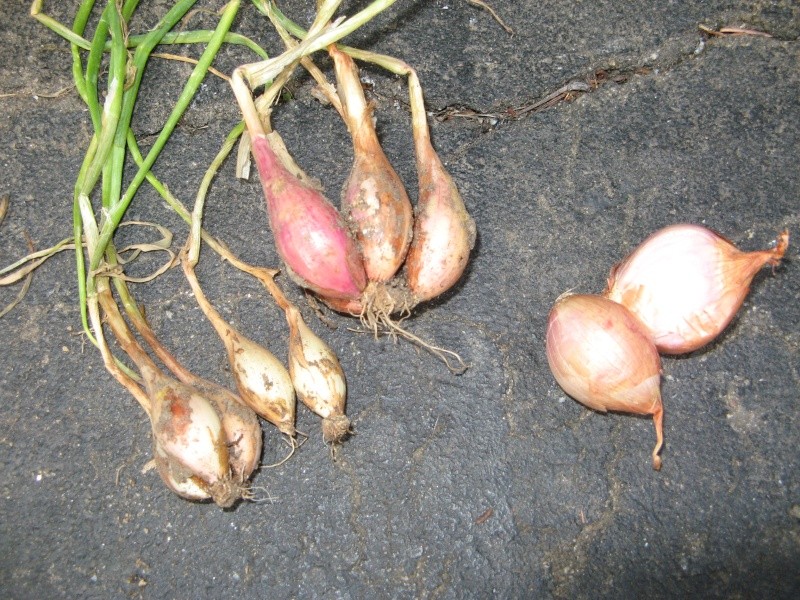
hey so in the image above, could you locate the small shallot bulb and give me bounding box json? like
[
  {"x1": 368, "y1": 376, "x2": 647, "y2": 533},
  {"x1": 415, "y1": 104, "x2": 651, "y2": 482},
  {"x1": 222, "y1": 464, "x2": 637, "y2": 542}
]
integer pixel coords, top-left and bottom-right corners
[
  {"x1": 330, "y1": 45, "x2": 413, "y2": 283},
  {"x1": 605, "y1": 224, "x2": 789, "y2": 354},
  {"x1": 147, "y1": 374, "x2": 241, "y2": 506},
  {"x1": 225, "y1": 329, "x2": 297, "y2": 437},
  {"x1": 251, "y1": 133, "x2": 367, "y2": 300},
  {"x1": 546, "y1": 294, "x2": 665, "y2": 470},
  {"x1": 285, "y1": 306, "x2": 350, "y2": 443},
  {"x1": 182, "y1": 258, "x2": 297, "y2": 437},
  {"x1": 193, "y1": 380, "x2": 262, "y2": 481},
  {"x1": 405, "y1": 74, "x2": 476, "y2": 302}
]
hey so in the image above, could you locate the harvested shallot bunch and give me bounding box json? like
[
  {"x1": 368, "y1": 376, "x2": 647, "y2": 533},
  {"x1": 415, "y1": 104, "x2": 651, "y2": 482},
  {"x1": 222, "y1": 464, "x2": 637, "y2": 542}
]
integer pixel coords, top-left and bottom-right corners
[
  {"x1": 231, "y1": 2, "x2": 475, "y2": 370},
  {"x1": 97, "y1": 287, "x2": 256, "y2": 506}
]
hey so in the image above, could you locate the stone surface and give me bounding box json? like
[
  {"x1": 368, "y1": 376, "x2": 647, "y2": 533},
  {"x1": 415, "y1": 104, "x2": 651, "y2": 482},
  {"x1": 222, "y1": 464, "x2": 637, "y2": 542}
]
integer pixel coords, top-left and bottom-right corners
[{"x1": 1, "y1": 1, "x2": 798, "y2": 597}]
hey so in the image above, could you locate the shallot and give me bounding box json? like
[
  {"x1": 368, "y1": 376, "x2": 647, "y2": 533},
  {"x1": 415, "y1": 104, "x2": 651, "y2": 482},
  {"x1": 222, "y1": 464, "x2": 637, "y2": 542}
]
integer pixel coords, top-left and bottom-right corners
[
  {"x1": 148, "y1": 374, "x2": 239, "y2": 506},
  {"x1": 182, "y1": 256, "x2": 297, "y2": 437},
  {"x1": 229, "y1": 2, "x2": 476, "y2": 371},
  {"x1": 546, "y1": 293, "x2": 665, "y2": 470},
  {"x1": 605, "y1": 224, "x2": 789, "y2": 354},
  {"x1": 285, "y1": 305, "x2": 350, "y2": 443},
  {"x1": 404, "y1": 72, "x2": 477, "y2": 302},
  {"x1": 252, "y1": 132, "x2": 367, "y2": 300},
  {"x1": 330, "y1": 44, "x2": 413, "y2": 284},
  {"x1": 97, "y1": 288, "x2": 249, "y2": 505}
]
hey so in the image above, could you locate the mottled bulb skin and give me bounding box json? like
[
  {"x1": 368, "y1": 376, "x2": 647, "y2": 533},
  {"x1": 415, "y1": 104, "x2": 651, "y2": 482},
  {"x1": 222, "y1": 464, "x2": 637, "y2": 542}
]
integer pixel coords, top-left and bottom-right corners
[
  {"x1": 224, "y1": 327, "x2": 296, "y2": 437},
  {"x1": 404, "y1": 138, "x2": 476, "y2": 302},
  {"x1": 404, "y1": 75, "x2": 476, "y2": 303},
  {"x1": 546, "y1": 294, "x2": 664, "y2": 469},
  {"x1": 331, "y1": 45, "x2": 413, "y2": 283},
  {"x1": 606, "y1": 224, "x2": 788, "y2": 354},
  {"x1": 147, "y1": 375, "x2": 242, "y2": 506},
  {"x1": 286, "y1": 307, "x2": 350, "y2": 443},
  {"x1": 193, "y1": 380, "x2": 262, "y2": 481}
]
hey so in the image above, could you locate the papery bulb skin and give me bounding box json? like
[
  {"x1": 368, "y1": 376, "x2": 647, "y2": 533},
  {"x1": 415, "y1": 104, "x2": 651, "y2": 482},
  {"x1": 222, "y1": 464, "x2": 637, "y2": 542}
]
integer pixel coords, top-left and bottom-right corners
[
  {"x1": 331, "y1": 45, "x2": 413, "y2": 283},
  {"x1": 546, "y1": 294, "x2": 665, "y2": 469},
  {"x1": 319, "y1": 294, "x2": 363, "y2": 316},
  {"x1": 147, "y1": 375, "x2": 242, "y2": 506},
  {"x1": 153, "y1": 441, "x2": 212, "y2": 502},
  {"x1": 194, "y1": 381, "x2": 262, "y2": 481},
  {"x1": 405, "y1": 144, "x2": 476, "y2": 301},
  {"x1": 286, "y1": 307, "x2": 350, "y2": 443},
  {"x1": 224, "y1": 328, "x2": 297, "y2": 437},
  {"x1": 606, "y1": 225, "x2": 789, "y2": 354},
  {"x1": 342, "y1": 136, "x2": 414, "y2": 282},
  {"x1": 252, "y1": 133, "x2": 366, "y2": 300}
]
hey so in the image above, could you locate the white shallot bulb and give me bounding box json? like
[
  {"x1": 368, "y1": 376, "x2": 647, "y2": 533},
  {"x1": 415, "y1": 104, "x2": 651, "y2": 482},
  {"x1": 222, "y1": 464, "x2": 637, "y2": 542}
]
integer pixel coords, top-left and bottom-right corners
[
  {"x1": 546, "y1": 293, "x2": 665, "y2": 470},
  {"x1": 148, "y1": 375, "x2": 241, "y2": 506},
  {"x1": 193, "y1": 380, "x2": 262, "y2": 481},
  {"x1": 285, "y1": 306, "x2": 350, "y2": 443},
  {"x1": 605, "y1": 224, "x2": 789, "y2": 354},
  {"x1": 226, "y1": 330, "x2": 297, "y2": 437}
]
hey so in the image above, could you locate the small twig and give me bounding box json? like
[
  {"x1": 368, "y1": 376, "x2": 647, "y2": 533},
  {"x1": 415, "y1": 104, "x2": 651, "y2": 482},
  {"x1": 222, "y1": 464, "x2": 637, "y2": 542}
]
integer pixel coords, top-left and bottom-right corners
[
  {"x1": 699, "y1": 24, "x2": 772, "y2": 38},
  {"x1": 465, "y1": 0, "x2": 514, "y2": 35},
  {"x1": 435, "y1": 80, "x2": 590, "y2": 125}
]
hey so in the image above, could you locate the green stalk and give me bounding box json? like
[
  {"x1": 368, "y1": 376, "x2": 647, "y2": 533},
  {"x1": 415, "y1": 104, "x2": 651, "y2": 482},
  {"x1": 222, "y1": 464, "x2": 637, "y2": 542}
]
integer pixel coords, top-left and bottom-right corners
[
  {"x1": 124, "y1": 30, "x2": 268, "y2": 58},
  {"x1": 35, "y1": 1, "x2": 266, "y2": 59},
  {"x1": 126, "y1": 125, "x2": 246, "y2": 259},
  {"x1": 68, "y1": 0, "x2": 99, "y2": 337},
  {"x1": 30, "y1": 0, "x2": 92, "y2": 50},
  {"x1": 90, "y1": 0, "x2": 240, "y2": 273},
  {"x1": 79, "y1": 4, "x2": 126, "y2": 195},
  {"x1": 68, "y1": 0, "x2": 96, "y2": 106},
  {"x1": 72, "y1": 1, "x2": 129, "y2": 342},
  {"x1": 266, "y1": 1, "x2": 413, "y2": 76},
  {"x1": 83, "y1": 3, "x2": 112, "y2": 130},
  {"x1": 187, "y1": 121, "x2": 247, "y2": 265}
]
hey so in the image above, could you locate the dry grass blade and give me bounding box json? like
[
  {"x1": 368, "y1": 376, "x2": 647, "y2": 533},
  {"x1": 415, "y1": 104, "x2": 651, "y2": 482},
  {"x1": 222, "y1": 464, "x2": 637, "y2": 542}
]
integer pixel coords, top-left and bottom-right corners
[
  {"x1": 151, "y1": 52, "x2": 230, "y2": 80},
  {"x1": 699, "y1": 24, "x2": 773, "y2": 37},
  {"x1": 465, "y1": 0, "x2": 514, "y2": 35},
  {"x1": 2, "y1": 233, "x2": 36, "y2": 317}
]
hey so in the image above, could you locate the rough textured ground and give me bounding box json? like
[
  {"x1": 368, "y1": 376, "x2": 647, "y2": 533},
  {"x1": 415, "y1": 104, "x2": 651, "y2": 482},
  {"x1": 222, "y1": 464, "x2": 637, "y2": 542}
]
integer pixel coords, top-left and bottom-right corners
[{"x1": 1, "y1": 1, "x2": 798, "y2": 598}]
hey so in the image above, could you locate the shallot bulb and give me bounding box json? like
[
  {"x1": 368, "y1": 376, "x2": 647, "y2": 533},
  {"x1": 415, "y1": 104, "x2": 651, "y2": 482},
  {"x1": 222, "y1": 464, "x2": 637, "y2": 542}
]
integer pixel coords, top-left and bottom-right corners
[
  {"x1": 605, "y1": 224, "x2": 789, "y2": 354},
  {"x1": 546, "y1": 294, "x2": 665, "y2": 470},
  {"x1": 405, "y1": 74, "x2": 476, "y2": 302},
  {"x1": 286, "y1": 306, "x2": 350, "y2": 443},
  {"x1": 251, "y1": 133, "x2": 367, "y2": 300},
  {"x1": 330, "y1": 45, "x2": 413, "y2": 283},
  {"x1": 192, "y1": 380, "x2": 262, "y2": 480},
  {"x1": 222, "y1": 327, "x2": 297, "y2": 437},
  {"x1": 147, "y1": 373, "x2": 242, "y2": 506},
  {"x1": 96, "y1": 288, "x2": 249, "y2": 505},
  {"x1": 182, "y1": 258, "x2": 297, "y2": 436}
]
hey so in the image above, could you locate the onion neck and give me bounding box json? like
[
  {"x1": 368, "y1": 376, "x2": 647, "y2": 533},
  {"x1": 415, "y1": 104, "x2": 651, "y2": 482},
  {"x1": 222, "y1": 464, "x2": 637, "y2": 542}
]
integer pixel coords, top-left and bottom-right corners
[{"x1": 408, "y1": 71, "x2": 436, "y2": 169}]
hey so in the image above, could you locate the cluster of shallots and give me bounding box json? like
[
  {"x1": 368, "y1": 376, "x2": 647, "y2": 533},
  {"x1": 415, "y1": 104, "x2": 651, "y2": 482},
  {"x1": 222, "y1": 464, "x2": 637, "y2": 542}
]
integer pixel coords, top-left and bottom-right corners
[
  {"x1": 546, "y1": 224, "x2": 789, "y2": 469},
  {"x1": 231, "y1": 5, "x2": 476, "y2": 365},
  {"x1": 181, "y1": 255, "x2": 351, "y2": 447},
  {"x1": 96, "y1": 253, "x2": 351, "y2": 509},
  {"x1": 133, "y1": 0, "x2": 476, "y2": 506}
]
